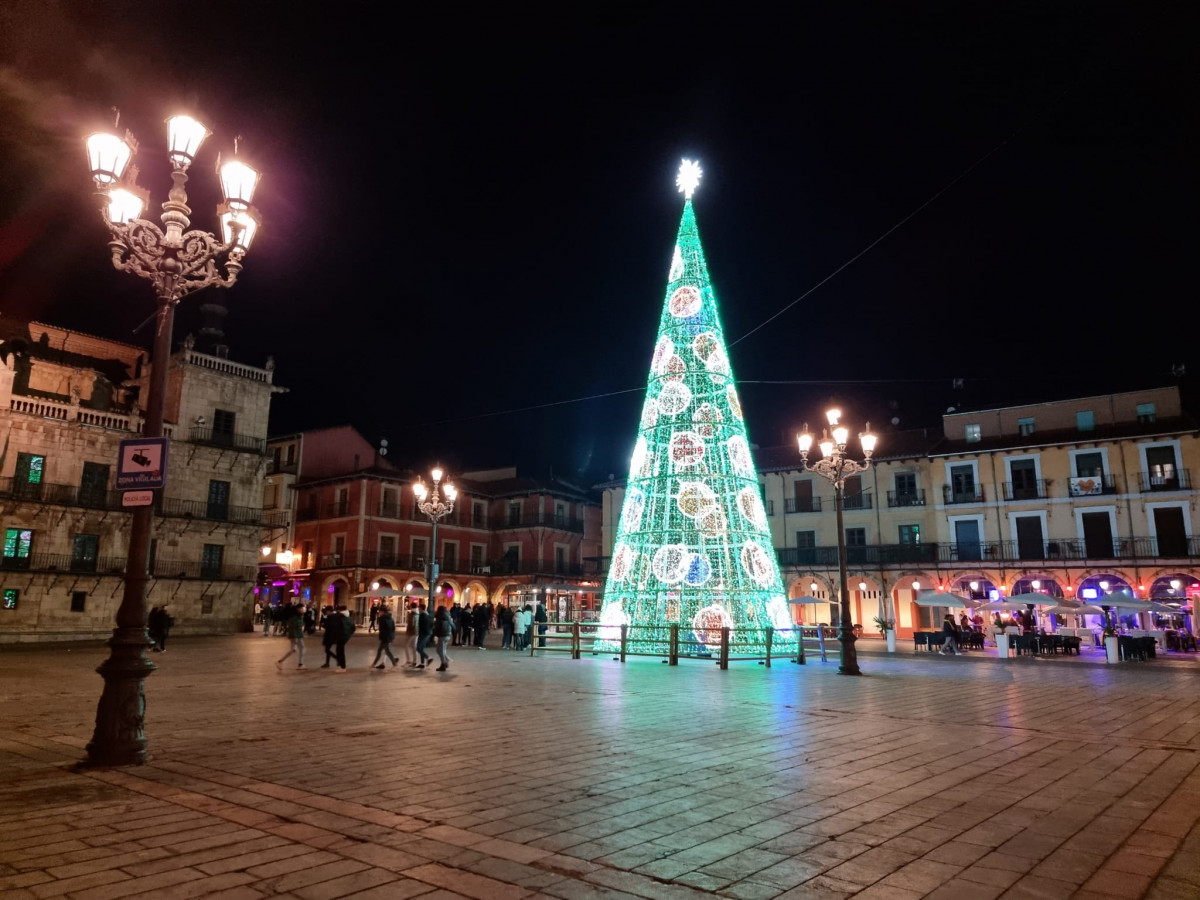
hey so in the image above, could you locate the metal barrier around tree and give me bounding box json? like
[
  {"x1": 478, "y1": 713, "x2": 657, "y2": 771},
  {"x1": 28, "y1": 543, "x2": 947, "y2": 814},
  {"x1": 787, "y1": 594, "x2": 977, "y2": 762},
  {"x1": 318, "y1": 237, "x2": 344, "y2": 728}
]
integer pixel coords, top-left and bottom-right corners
[{"x1": 531, "y1": 621, "x2": 833, "y2": 668}]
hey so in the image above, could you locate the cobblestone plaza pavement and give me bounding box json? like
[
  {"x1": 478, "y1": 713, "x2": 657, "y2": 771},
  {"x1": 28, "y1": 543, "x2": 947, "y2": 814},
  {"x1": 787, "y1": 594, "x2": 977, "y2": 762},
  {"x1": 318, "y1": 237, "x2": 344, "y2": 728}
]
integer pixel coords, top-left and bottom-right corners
[{"x1": 2, "y1": 636, "x2": 1198, "y2": 900}]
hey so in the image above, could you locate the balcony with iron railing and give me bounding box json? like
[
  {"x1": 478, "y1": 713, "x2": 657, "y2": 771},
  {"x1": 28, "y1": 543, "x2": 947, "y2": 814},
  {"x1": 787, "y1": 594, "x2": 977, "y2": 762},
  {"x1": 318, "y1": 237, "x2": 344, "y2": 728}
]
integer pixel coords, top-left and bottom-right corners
[
  {"x1": 1140, "y1": 469, "x2": 1191, "y2": 492},
  {"x1": 0, "y1": 477, "x2": 274, "y2": 526},
  {"x1": 1003, "y1": 479, "x2": 1048, "y2": 501},
  {"x1": 887, "y1": 489, "x2": 926, "y2": 508},
  {"x1": 773, "y1": 536, "x2": 1200, "y2": 568},
  {"x1": 188, "y1": 425, "x2": 267, "y2": 454},
  {"x1": 0, "y1": 552, "x2": 255, "y2": 579},
  {"x1": 268, "y1": 459, "x2": 299, "y2": 475},
  {"x1": 841, "y1": 493, "x2": 873, "y2": 511},
  {"x1": 784, "y1": 497, "x2": 822, "y2": 514},
  {"x1": 0, "y1": 551, "x2": 128, "y2": 574},
  {"x1": 943, "y1": 485, "x2": 985, "y2": 505},
  {"x1": 765, "y1": 499, "x2": 775, "y2": 517},
  {"x1": 152, "y1": 558, "x2": 257, "y2": 580},
  {"x1": 309, "y1": 551, "x2": 590, "y2": 578}
]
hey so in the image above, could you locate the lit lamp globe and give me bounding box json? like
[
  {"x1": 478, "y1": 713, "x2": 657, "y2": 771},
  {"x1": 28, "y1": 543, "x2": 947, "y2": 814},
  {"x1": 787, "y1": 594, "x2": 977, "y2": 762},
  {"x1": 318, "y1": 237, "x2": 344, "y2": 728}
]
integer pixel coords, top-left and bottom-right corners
[{"x1": 166, "y1": 115, "x2": 210, "y2": 169}]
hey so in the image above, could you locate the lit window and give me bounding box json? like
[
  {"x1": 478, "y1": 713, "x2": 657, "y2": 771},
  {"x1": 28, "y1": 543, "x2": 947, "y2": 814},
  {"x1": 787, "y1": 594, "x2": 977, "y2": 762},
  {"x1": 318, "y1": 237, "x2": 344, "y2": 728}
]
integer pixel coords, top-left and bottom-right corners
[
  {"x1": 965, "y1": 424, "x2": 981, "y2": 443},
  {"x1": 1076, "y1": 411, "x2": 1094, "y2": 432},
  {"x1": 1136, "y1": 403, "x2": 1156, "y2": 424},
  {"x1": 1017, "y1": 417, "x2": 1035, "y2": 436}
]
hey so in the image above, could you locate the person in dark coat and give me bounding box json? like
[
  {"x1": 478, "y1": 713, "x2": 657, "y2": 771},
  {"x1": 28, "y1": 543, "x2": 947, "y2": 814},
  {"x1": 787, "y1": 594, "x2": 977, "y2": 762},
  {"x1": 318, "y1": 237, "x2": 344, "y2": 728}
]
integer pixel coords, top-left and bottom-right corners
[
  {"x1": 320, "y1": 606, "x2": 338, "y2": 667},
  {"x1": 498, "y1": 603, "x2": 514, "y2": 649},
  {"x1": 535, "y1": 601, "x2": 548, "y2": 648},
  {"x1": 148, "y1": 606, "x2": 163, "y2": 651},
  {"x1": 473, "y1": 603, "x2": 489, "y2": 648},
  {"x1": 434, "y1": 605, "x2": 453, "y2": 671},
  {"x1": 333, "y1": 604, "x2": 355, "y2": 671},
  {"x1": 449, "y1": 602, "x2": 463, "y2": 646},
  {"x1": 415, "y1": 601, "x2": 433, "y2": 668},
  {"x1": 368, "y1": 601, "x2": 379, "y2": 633},
  {"x1": 149, "y1": 604, "x2": 174, "y2": 651},
  {"x1": 372, "y1": 604, "x2": 398, "y2": 669}
]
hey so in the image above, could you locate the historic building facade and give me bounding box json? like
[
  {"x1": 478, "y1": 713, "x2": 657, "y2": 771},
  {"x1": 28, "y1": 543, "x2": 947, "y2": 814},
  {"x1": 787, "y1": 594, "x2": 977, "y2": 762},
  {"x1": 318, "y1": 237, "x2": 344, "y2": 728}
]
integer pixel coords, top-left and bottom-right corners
[
  {"x1": 0, "y1": 319, "x2": 283, "y2": 642},
  {"x1": 266, "y1": 435, "x2": 604, "y2": 621},
  {"x1": 600, "y1": 387, "x2": 1199, "y2": 639}
]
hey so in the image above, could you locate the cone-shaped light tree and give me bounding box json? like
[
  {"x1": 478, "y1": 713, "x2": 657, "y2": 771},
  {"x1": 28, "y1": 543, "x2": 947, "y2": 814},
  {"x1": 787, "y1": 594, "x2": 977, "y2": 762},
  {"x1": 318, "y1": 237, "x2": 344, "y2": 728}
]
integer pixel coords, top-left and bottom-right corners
[{"x1": 594, "y1": 161, "x2": 793, "y2": 656}]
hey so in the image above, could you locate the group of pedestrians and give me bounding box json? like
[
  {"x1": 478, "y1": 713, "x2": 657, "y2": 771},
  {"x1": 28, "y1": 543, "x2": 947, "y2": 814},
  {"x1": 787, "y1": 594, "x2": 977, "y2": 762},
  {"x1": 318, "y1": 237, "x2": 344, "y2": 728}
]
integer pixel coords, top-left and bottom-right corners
[
  {"x1": 272, "y1": 597, "x2": 457, "y2": 673},
  {"x1": 497, "y1": 603, "x2": 547, "y2": 650}
]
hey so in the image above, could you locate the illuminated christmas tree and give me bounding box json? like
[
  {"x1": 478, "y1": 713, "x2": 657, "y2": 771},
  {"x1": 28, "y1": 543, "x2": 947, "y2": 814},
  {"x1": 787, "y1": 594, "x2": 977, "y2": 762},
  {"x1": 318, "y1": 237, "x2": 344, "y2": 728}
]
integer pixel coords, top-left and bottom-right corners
[{"x1": 595, "y1": 161, "x2": 793, "y2": 656}]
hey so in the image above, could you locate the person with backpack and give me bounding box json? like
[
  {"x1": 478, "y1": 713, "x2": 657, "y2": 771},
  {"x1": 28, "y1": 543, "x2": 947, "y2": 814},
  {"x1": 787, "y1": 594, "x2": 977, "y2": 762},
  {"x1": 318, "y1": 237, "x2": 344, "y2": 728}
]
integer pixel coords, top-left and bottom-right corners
[
  {"x1": 403, "y1": 600, "x2": 419, "y2": 666},
  {"x1": 320, "y1": 605, "x2": 338, "y2": 667},
  {"x1": 372, "y1": 603, "x2": 399, "y2": 670}
]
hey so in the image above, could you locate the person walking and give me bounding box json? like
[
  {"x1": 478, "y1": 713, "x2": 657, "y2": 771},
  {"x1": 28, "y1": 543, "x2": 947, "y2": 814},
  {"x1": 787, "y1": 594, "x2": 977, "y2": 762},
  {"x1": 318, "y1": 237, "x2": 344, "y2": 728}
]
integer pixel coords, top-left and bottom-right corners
[
  {"x1": 415, "y1": 601, "x2": 433, "y2": 668},
  {"x1": 149, "y1": 604, "x2": 174, "y2": 652},
  {"x1": 334, "y1": 604, "x2": 355, "y2": 672},
  {"x1": 939, "y1": 614, "x2": 961, "y2": 655},
  {"x1": 535, "y1": 600, "x2": 548, "y2": 648},
  {"x1": 403, "y1": 600, "x2": 419, "y2": 666},
  {"x1": 320, "y1": 605, "x2": 338, "y2": 667},
  {"x1": 368, "y1": 601, "x2": 379, "y2": 634},
  {"x1": 473, "y1": 602, "x2": 489, "y2": 649},
  {"x1": 434, "y1": 605, "x2": 453, "y2": 671},
  {"x1": 262, "y1": 603, "x2": 272, "y2": 637},
  {"x1": 277, "y1": 601, "x2": 308, "y2": 670},
  {"x1": 450, "y1": 602, "x2": 463, "y2": 646},
  {"x1": 372, "y1": 603, "x2": 399, "y2": 669}
]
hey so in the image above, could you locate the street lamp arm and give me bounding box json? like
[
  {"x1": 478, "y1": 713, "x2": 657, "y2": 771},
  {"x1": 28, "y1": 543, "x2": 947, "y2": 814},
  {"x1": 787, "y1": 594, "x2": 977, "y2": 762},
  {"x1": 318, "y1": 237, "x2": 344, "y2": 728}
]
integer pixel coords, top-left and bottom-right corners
[{"x1": 103, "y1": 216, "x2": 243, "y2": 302}]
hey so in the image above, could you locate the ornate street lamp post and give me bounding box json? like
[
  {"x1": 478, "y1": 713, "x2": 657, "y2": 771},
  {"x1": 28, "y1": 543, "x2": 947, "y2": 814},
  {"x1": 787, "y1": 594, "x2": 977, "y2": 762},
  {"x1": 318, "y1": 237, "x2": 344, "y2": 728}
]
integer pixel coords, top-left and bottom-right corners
[
  {"x1": 413, "y1": 468, "x2": 457, "y2": 622},
  {"x1": 83, "y1": 113, "x2": 261, "y2": 766},
  {"x1": 797, "y1": 409, "x2": 877, "y2": 676}
]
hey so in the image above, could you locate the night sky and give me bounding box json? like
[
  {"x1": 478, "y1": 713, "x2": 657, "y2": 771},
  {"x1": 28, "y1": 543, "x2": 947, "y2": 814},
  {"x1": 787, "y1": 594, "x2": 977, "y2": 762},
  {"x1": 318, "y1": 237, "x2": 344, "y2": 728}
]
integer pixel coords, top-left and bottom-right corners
[{"x1": 0, "y1": 2, "x2": 1195, "y2": 481}]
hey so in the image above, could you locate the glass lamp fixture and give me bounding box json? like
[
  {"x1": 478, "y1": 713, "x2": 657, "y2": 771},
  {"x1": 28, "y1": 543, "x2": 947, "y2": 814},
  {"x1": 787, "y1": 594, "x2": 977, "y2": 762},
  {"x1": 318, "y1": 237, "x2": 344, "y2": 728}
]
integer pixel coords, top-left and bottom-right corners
[
  {"x1": 219, "y1": 204, "x2": 260, "y2": 254},
  {"x1": 261, "y1": 545, "x2": 271, "y2": 557},
  {"x1": 826, "y1": 408, "x2": 841, "y2": 426},
  {"x1": 860, "y1": 428, "x2": 877, "y2": 457},
  {"x1": 86, "y1": 132, "x2": 134, "y2": 185},
  {"x1": 166, "y1": 115, "x2": 210, "y2": 169},
  {"x1": 832, "y1": 425, "x2": 849, "y2": 447},
  {"x1": 912, "y1": 581, "x2": 920, "y2": 591},
  {"x1": 431, "y1": 467, "x2": 444, "y2": 483},
  {"x1": 809, "y1": 582, "x2": 819, "y2": 593},
  {"x1": 106, "y1": 187, "x2": 146, "y2": 225},
  {"x1": 819, "y1": 436, "x2": 834, "y2": 458},
  {"x1": 858, "y1": 581, "x2": 867, "y2": 591},
  {"x1": 1032, "y1": 580, "x2": 1041, "y2": 590},
  {"x1": 797, "y1": 428, "x2": 813, "y2": 457},
  {"x1": 412, "y1": 480, "x2": 427, "y2": 501},
  {"x1": 969, "y1": 581, "x2": 979, "y2": 591},
  {"x1": 219, "y1": 158, "x2": 260, "y2": 209}
]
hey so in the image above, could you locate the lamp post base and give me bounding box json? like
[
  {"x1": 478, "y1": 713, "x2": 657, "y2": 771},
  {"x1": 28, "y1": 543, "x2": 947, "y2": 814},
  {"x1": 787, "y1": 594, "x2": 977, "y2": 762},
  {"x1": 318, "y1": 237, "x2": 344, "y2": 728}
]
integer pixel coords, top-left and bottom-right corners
[
  {"x1": 837, "y1": 632, "x2": 861, "y2": 676},
  {"x1": 83, "y1": 627, "x2": 157, "y2": 767}
]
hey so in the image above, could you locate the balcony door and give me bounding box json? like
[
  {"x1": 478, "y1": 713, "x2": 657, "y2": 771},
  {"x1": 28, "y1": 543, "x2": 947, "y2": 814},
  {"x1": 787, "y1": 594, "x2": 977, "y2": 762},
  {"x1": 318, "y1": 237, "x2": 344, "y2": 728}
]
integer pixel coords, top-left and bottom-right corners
[
  {"x1": 1081, "y1": 512, "x2": 1115, "y2": 558},
  {"x1": 1153, "y1": 507, "x2": 1188, "y2": 557},
  {"x1": 794, "y1": 479, "x2": 814, "y2": 512},
  {"x1": 950, "y1": 465, "x2": 975, "y2": 502},
  {"x1": 1010, "y1": 459, "x2": 1037, "y2": 499},
  {"x1": 1146, "y1": 446, "x2": 1179, "y2": 490},
  {"x1": 207, "y1": 479, "x2": 230, "y2": 521},
  {"x1": 79, "y1": 462, "x2": 110, "y2": 509},
  {"x1": 954, "y1": 520, "x2": 981, "y2": 561},
  {"x1": 1015, "y1": 516, "x2": 1044, "y2": 560}
]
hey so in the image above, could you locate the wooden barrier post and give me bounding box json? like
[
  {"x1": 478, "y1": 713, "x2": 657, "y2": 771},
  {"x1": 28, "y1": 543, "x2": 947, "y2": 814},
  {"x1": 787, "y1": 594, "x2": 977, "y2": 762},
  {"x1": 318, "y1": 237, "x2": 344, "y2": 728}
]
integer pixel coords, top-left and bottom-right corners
[
  {"x1": 797, "y1": 627, "x2": 806, "y2": 664},
  {"x1": 619, "y1": 624, "x2": 627, "y2": 663},
  {"x1": 765, "y1": 626, "x2": 773, "y2": 668},
  {"x1": 669, "y1": 623, "x2": 679, "y2": 665},
  {"x1": 571, "y1": 621, "x2": 581, "y2": 659},
  {"x1": 719, "y1": 626, "x2": 730, "y2": 670}
]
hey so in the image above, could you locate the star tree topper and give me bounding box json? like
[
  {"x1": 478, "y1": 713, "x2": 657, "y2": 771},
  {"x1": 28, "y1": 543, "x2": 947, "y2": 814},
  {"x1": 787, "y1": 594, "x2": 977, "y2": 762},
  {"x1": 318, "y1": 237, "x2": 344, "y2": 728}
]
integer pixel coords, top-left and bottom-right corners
[{"x1": 676, "y1": 159, "x2": 702, "y2": 198}]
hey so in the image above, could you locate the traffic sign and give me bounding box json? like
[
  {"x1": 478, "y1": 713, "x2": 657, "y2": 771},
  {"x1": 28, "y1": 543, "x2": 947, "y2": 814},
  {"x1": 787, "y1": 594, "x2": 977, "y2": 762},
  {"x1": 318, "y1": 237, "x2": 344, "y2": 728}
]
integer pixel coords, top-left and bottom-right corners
[
  {"x1": 116, "y1": 437, "x2": 169, "y2": 490},
  {"x1": 121, "y1": 490, "x2": 154, "y2": 508}
]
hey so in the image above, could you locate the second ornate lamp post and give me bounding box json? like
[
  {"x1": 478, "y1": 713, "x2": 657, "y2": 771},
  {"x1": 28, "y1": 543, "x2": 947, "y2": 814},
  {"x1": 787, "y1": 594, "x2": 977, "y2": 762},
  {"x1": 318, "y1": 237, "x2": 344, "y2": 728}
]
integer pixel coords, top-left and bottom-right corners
[
  {"x1": 798, "y1": 409, "x2": 877, "y2": 676},
  {"x1": 83, "y1": 112, "x2": 261, "y2": 766},
  {"x1": 413, "y1": 468, "x2": 457, "y2": 619}
]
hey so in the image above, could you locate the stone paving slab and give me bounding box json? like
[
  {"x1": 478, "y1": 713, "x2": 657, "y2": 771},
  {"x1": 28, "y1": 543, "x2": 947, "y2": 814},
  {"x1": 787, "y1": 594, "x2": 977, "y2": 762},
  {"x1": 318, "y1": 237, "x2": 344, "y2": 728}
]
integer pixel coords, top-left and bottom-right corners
[{"x1": 0, "y1": 635, "x2": 1198, "y2": 899}]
